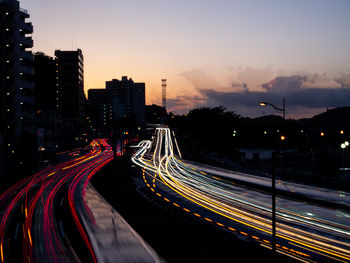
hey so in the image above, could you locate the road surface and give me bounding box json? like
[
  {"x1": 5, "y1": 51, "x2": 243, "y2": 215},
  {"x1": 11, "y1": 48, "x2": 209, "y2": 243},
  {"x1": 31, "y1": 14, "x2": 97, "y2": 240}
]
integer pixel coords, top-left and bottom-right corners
[{"x1": 132, "y1": 127, "x2": 350, "y2": 263}]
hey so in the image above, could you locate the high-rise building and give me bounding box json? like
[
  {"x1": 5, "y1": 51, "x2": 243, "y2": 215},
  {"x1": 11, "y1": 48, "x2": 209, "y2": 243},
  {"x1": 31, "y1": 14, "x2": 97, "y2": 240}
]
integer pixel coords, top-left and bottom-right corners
[
  {"x1": 34, "y1": 52, "x2": 56, "y2": 111},
  {"x1": 55, "y1": 49, "x2": 86, "y2": 145},
  {"x1": 0, "y1": 0, "x2": 35, "y2": 174},
  {"x1": 34, "y1": 52, "x2": 63, "y2": 158},
  {"x1": 88, "y1": 89, "x2": 113, "y2": 131},
  {"x1": 105, "y1": 76, "x2": 145, "y2": 123},
  {"x1": 88, "y1": 76, "x2": 145, "y2": 133}
]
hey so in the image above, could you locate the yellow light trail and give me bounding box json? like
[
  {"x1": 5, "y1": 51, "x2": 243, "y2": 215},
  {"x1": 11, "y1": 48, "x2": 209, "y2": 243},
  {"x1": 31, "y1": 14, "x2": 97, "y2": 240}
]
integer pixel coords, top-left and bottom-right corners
[
  {"x1": 62, "y1": 155, "x2": 95, "y2": 170},
  {"x1": 28, "y1": 229, "x2": 32, "y2": 246},
  {"x1": 133, "y1": 127, "x2": 350, "y2": 262},
  {"x1": 47, "y1": 171, "x2": 56, "y2": 178},
  {"x1": 0, "y1": 242, "x2": 3, "y2": 263}
]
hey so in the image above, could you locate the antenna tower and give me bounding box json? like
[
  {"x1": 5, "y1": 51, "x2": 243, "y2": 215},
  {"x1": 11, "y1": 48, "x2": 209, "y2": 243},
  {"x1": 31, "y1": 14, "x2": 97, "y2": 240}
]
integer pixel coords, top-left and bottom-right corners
[{"x1": 161, "y1": 79, "x2": 167, "y2": 124}]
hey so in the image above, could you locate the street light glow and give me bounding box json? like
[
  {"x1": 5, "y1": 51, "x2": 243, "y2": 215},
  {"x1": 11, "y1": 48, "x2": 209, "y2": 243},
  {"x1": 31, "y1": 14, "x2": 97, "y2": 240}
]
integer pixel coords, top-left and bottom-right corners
[{"x1": 259, "y1": 102, "x2": 267, "y2": 106}]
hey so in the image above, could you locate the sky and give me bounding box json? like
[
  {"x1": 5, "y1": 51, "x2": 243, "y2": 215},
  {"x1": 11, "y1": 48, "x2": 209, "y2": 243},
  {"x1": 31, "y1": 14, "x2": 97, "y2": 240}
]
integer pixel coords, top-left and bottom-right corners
[{"x1": 21, "y1": 0, "x2": 350, "y2": 119}]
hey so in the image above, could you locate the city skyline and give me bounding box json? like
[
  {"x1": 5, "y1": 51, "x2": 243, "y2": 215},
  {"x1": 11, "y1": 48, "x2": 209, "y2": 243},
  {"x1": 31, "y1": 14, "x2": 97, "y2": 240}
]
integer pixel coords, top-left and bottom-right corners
[
  {"x1": 2, "y1": 2, "x2": 350, "y2": 262},
  {"x1": 21, "y1": 0, "x2": 350, "y2": 118}
]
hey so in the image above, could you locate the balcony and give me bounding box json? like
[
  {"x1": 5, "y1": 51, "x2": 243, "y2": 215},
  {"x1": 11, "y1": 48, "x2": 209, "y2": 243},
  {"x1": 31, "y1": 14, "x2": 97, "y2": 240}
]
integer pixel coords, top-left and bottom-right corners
[
  {"x1": 20, "y1": 8, "x2": 28, "y2": 14},
  {"x1": 18, "y1": 80, "x2": 34, "y2": 89},
  {"x1": 20, "y1": 95, "x2": 35, "y2": 105},
  {"x1": 19, "y1": 64, "x2": 34, "y2": 76},
  {"x1": 19, "y1": 8, "x2": 30, "y2": 18},
  {"x1": 20, "y1": 51, "x2": 34, "y2": 61},
  {"x1": 21, "y1": 22, "x2": 33, "y2": 34},
  {"x1": 19, "y1": 36, "x2": 33, "y2": 48}
]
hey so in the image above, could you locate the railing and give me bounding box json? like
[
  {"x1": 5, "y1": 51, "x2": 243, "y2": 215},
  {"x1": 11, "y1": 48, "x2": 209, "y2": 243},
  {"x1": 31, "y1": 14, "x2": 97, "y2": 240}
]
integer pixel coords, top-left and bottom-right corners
[{"x1": 19, "y1": 8, "x2": 28, "y2": 14}]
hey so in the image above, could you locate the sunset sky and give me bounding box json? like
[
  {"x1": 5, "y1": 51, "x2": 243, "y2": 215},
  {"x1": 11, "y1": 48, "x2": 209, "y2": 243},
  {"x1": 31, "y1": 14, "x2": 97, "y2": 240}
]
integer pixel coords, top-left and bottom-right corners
[{"x1": 21, "y1": 0, "x2": 350, "y2": 118}]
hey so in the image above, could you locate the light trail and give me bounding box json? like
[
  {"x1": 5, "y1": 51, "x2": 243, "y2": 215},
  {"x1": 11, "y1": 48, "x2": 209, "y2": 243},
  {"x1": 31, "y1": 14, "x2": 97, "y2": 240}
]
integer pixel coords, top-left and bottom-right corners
[
  {"x1": 0, "y1": 139, "x2": 114, "y2": 262},
  {"x1": 132, "y1": 127, "x2": 350, "y2": 262}
]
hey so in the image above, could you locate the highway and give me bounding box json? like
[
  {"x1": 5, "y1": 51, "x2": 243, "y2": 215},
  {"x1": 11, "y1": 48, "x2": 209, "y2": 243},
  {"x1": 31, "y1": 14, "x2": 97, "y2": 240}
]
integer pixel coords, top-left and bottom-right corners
[
  {"x1": 0, "y1": 139, "x2": 113, "y2": 262},
  {"x1": 132, "y1": 127, "x2": 350, "y2": 263}
]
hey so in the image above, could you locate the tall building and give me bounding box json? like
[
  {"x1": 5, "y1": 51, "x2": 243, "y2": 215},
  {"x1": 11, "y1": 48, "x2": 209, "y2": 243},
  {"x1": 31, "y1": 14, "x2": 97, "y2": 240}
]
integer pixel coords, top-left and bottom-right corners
[
  {"x1": 55, "y1": 49, "x2": 86, "y2": 146},
  {"x1": 88, "y1": 89, "x2": 113, "y2": 132},
  {"x1": 34, "y1": 52, "x2": 56, "y2": 111},
  {"x1": 105, "y1": 76, "x2": 145, "y2": 123},
  {"x1": 0, "y1": 0, "x2": 35, "y2": 174},
  {"x1": 88, "y1": 76, "x2": 145, "y2": 133},
  {"x1": 34, "y1": 52, "x2": 63, "y2": 159}
]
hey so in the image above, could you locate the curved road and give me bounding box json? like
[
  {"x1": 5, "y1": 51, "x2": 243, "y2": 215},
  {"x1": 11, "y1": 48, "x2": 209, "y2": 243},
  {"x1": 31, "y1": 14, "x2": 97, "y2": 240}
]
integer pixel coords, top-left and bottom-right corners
[
  {"x1": 132, "y1": 127, "x2": 350, "y2": 263},
  {"x1": 0, "y1": 139, "x2": 113, "y2": 263}
]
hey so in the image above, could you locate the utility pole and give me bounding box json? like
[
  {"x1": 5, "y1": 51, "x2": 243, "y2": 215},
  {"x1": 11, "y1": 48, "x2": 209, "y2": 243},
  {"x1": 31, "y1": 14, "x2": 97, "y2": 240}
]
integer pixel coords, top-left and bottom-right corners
[
  {"x1": 259, "y1": 97, "x2": 286, "y2": 253},
  {"x1": 271, "y1": 152, "x2": 277, "y2": 253}
]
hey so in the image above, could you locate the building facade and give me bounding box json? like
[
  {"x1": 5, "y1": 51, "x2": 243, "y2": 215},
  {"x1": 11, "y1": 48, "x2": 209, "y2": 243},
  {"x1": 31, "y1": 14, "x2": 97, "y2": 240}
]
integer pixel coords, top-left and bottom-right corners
[
  {"x1": 0, "y1": 0, "x2": 35, "y2": 174},
  {"x1": 34, "y1": 52, "x2": 63, "y2": 160},
  {"x1": 34, "y1": 52, "x2": 56, "y2": 111},
  {"x1": 55, "y1": 49, "x2": 86, "y2": 146},
  {"x1": 105, "y1": 76, "x2": 145, "y2": 123},
  {"x1": 88, "y1": 76, "x2": 145, "y2": 134}
]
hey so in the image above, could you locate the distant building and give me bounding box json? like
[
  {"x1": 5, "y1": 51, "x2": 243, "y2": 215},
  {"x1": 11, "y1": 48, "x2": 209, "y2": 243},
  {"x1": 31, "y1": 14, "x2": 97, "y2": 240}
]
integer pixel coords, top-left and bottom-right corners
[
  {"x1": 88, "y1": 89, "x2": 113, "y2": 132},
  {"x1": 55, "y1": 49, "x2": 86, "y2": 145},
  {"x1": 106, "y1": 76, "x2": 145, "y2": 122},
  {"x1": 88, "y1": 76, "x2": 145, "y2": 133},
  {"x1": 0, "y1": 0, "x2": 35, "y2": 174}
]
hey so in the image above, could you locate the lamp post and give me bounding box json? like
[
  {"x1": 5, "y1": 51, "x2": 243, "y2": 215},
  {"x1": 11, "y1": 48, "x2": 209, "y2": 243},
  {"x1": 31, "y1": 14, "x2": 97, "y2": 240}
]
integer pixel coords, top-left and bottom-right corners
[
  {"x1": 341, "y1": 141, "x2": 349, "y2": 169},
  {"x1": 259, "y1": 97, "x2": 285, "y2": 253},
  {"x1": 259, "y1": 98, "x2": 285, "y2": 121}
]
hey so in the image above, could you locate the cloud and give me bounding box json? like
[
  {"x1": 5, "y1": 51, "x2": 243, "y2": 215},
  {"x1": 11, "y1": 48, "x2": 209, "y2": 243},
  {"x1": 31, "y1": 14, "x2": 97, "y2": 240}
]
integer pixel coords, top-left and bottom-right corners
[
  {"x1": 167, "y1": 95, "x2": 206, "y2": 113},
  {"x1": 178, "y1": 69, "x2": 224, "y2": 90},
  {"x1": 235, "y1": 67, "x2": 275, "y2": 90},
  {"x1": 198, "y1": 86, "x2": 350, "y2": 118},
  {"x1": 262, "y1": 74, "x2": 340, "y2": 92},
  {"x1": 334, "y1": 72, "x2": 350, "y2": 87},
  {"x1": 173, "y1": 68, "x2": 350, "y2": 118}
]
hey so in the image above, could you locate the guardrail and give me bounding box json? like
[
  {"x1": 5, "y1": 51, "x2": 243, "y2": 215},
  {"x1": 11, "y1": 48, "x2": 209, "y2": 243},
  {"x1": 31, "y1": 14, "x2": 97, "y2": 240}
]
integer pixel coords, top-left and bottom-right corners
[{"x1": 19, "y1": 8, "x2": 28, "y2": 14}]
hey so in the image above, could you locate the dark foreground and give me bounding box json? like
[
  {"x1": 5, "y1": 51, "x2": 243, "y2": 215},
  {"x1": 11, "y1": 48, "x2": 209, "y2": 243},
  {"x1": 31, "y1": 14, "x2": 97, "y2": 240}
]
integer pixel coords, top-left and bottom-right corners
[{"x1": 91, "y1": 151, "x2": 294, "y2": 263}]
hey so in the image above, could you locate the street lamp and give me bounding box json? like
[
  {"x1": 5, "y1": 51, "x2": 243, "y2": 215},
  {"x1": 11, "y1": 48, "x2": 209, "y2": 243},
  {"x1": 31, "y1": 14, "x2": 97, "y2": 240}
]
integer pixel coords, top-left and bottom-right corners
[
  {"x1": 259, "y1": 99, "x2": 285, "y2": 121},
  {"x1": 258, "y1": 97, "x2": 285, "y2": 253}
]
